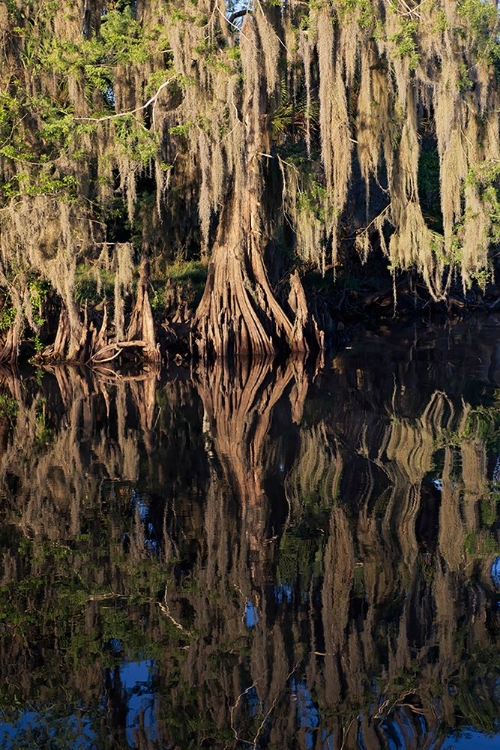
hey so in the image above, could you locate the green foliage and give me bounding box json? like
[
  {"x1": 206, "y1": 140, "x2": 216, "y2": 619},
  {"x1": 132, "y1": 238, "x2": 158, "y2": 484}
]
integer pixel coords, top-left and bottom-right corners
[
  {"x1": 41, "y1": 7, "x2": 166, "y2": 85},
  {"x1": 272, "y1": 81, "x2": 319, "y2": 145},
  {"x1": 0, "y1": 394, "x2": 18, "y2": 425},
  {"x1": 389, "y1": 18, "x2": 420, "y2": 70},
  {"x1": 297, "y1": 173, "x2": 328, "y2": 222},
  {"x1": 0, "y1": 299, "x2": 16, "y2": 333},
  {"x1": 464, "y1": 529, "x2": 498, "y2": 555},
  {"x1": 0, "y1": 86, "x2": 83, "y2": 195},
  {"x1": 115, "y1": 116, "x2": 159, "y2": 165},
  {"x1": 0, "y1": 93, "x2": 39, "y2": 164},
  {"x1": 146, "y1": 68, "x2": 176, "y2": 97},
  {"x1": 467, "y1": 161, "x2": 500, "y2": 243},
  {"x1": 457, "y1": 0, "x2": 500, "y2": 62},
  {"x1": 100, "y1": 7, "x2": 151, "y2": 65},
  {"x1": 34, "y1": 399, "x2": 54, "y2": 446},
  {"x1": 437, "y1": 388, "x2": 500, "y2": 480},
  {"x1": 0, "y1": 1, "x2": 169, "y2": 207},
  {"x1": 168, "y1": 122, "x2": 194, "y2": 137},
  {"x1": 74, "y1": 264, "x2": 114, "y2": 306},
  {"x1": 2, "y1": 171, "x2": 79, "y2": 201},
  {"x1": 334, "y1": 0, "x2": 375, "y2": 28},
  {"x1": 0, "y1": 277, "x2": 50, "y2": 353},
  {"x1": 277, "y1": 489, "x2": 331, "y2": 588},
  {"x1": 167, "y1": 260, "x2": 207, "y2": 285},
  {"x1": 433, "y1": 8, "x2": 449, "y2": 34},
  {"x1": 28, "y1": 278, "x2": 50, "y2": 328},
  {"x1": 418, "y1": 141, "x2": 443, "y2": 232},
  {"x1": 161, "y1": 260, "x2": 208, "y2": 312},
  {"x1": 479, "y1": 496, "x2": 499, "y2": 527}
]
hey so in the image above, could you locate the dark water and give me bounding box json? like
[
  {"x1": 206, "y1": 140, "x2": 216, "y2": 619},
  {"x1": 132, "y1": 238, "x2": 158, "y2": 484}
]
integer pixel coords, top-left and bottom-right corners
[{"x1": 2, "y1": 319, "x2": 500, "y2": 748}]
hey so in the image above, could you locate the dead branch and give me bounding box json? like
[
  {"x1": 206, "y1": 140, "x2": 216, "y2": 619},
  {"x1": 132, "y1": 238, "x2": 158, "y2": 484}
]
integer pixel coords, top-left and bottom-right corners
[{"x1": 74, "y1": 79, "x2": 175, "y2": 124}]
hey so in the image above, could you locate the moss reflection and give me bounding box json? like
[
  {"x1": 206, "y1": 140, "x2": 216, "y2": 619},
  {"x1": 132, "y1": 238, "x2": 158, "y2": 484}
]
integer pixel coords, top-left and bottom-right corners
[{"x1": 1, "y1": 323, "x2": 500, "y2": 746}]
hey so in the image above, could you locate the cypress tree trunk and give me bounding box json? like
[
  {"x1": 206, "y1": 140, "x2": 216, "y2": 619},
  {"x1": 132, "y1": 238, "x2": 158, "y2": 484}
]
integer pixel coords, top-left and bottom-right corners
[
  {"x1": 126, "y1": 256, "x2": 160, "y2": 364},
  {"x1": 194, "y1": 13, "x2": 315, "y2": 360}
]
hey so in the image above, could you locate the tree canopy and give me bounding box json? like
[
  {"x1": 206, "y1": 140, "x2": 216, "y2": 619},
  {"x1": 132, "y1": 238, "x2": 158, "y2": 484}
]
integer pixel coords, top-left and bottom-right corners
[{"x1": 1, "y1": 0, "x2": 500, "y2": 361}]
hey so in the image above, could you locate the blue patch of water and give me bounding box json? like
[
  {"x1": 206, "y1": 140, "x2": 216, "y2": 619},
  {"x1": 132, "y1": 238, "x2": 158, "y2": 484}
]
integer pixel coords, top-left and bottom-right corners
[
  {"x1": 491, "y1": 556, "x2": 500, "y2": 589},
  {"x1": 0, "y1": 709, "x2": 96, "y2": 749},
  {"x1": 0, "y1": 659, "x2": 158, "y2": 749},
  {"x1": 441, "y1": 728, "x2": 500, "y2": 749},
  {"x1": 119, "y1": 660, "x2": 157, "y2": 746},
  {"x1": 274, "y1": 583, "x2": 293, "y2": 604},
  {"x1": 245, "y1": 600, "x2": 259, "y2": 627},
  {"x1": 290, "y1": 678, "x2": 320, "y2": 750}
]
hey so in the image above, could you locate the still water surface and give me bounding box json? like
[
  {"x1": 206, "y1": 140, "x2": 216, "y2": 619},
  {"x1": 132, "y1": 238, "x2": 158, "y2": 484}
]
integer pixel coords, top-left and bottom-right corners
[{"x1": 2, "y1": 319, "x2": 500, "y2": 748}]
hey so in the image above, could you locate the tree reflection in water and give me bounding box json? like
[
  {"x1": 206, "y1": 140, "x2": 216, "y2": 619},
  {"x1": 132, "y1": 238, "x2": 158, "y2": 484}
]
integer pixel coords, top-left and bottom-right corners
[{"x1": 1, "y1": 320, "x2": 500, "y2": 747}]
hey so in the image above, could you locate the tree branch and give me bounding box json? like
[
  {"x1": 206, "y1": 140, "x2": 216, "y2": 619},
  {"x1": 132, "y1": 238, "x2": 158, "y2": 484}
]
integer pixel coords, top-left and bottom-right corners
[{"x1": 74, "y1": 78, "x2": 175, "y2": 124}]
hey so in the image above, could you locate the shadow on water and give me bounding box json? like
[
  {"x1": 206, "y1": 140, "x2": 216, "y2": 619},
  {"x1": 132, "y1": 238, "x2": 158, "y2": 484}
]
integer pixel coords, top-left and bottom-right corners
[{"x1": 2, "y1": 319, "x2": 500, "y2": 746}]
